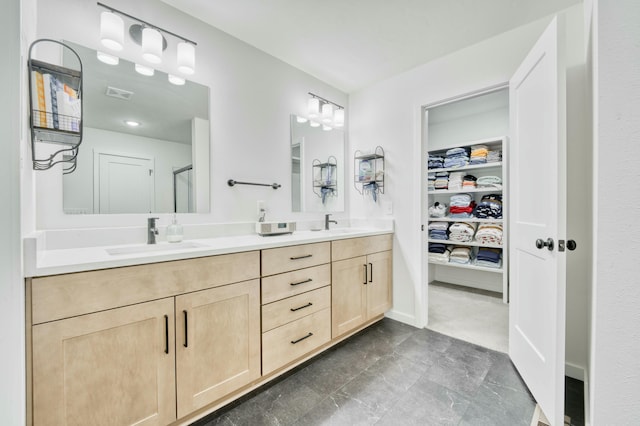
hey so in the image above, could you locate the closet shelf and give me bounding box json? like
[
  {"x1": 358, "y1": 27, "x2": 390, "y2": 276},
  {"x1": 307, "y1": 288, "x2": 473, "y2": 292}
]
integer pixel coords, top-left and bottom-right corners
[
  {"x1": 428, "y1": 187, "x2": 502, "y2": 195},
  {"x1": 428, "y1": 260, "x2": 503, "y2": 274},
  {"x1": 427, "y1": 161, "x2": 502, "y2": 174},
  {"x1": 427, "y1": 217, "x2": 503, "y2": 223},
  {"x1": 427, "y1": 239, "x2": 503, "y2": 249}
]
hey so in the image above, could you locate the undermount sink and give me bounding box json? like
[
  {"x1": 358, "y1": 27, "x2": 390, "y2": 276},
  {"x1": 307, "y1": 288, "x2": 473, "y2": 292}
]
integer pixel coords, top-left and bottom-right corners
[
  {"x1": 310, "y1": 228, "x2": 367, "y2": 234},
  {"x1": 106, "y1": 241, "x2": 206, "y2": 256}
]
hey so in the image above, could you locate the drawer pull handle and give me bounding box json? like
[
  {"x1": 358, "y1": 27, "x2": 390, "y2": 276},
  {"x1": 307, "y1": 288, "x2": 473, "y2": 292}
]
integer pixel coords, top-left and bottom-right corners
[
  {"x1": 363, "y1": 264, "x2": 368, "y2": 284},
  {"x1": 290, "y1": 254, "x2": 313, "y2": 260},
  {"x1": 164, "y1": 315, "x2": 169, "y2": 354},
  {"x1": 183, "y1": 310, "x2": 188, "y2": 348},
  {"x1": 369, "y1": 262, "x2": 373, "y2": 283},
  {"x1": 291, "y1": 332, "x2": 313, "y2": 344},
  {"x1": 290, "y1": 302, "x2": 313, "y2": 312},
  {"x1": 290, "y1": 278, "x2": 313, "y2": 286}
]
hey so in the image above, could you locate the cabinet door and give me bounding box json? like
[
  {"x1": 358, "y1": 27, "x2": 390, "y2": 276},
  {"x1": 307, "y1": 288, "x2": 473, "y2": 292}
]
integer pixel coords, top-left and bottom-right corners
[
  {"x1": 367, "y1": 250, "x2": 393, "y2": 319},
  {"x1": 332, "y1": 256, "x2": 367, "y2": 338},
  {"x1": 32, "y1": 298, "x2": 176, "y2": 426},
  {"x1": 175, "y1": 279, "x2": 261, "y2": 417}
]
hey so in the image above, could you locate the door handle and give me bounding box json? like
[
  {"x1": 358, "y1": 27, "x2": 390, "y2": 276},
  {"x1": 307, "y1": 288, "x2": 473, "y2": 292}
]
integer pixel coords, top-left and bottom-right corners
[{"x1": 535, "y1": 238, "x2": 554, "y2": 251}]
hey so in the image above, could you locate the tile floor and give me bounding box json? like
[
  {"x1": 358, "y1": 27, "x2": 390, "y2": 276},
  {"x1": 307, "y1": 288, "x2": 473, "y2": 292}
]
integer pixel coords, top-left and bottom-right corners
[{"x1": 193, "y1": 318, "x2": 536, "y2": 426}]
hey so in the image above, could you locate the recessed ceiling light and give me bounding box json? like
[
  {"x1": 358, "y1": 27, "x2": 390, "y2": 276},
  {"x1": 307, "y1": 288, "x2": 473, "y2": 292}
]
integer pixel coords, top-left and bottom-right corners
[{"x1": 124, "y1": 120, "x2": 141, "y2": 127}]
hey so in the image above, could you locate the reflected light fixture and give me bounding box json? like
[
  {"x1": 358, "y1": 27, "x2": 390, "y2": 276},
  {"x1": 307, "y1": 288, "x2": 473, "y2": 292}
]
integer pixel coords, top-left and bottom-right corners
[
  {"x1": 124, "y1": 120, "x2": 141, "y2": 127},
  {"x1": 177, "y1": 41, "x2": 196, "y2": 74},
  {"x1": 296, "y1": 116, "x2": 308, "y2": 123},
  {"x1": 134, "y1": 63, "x2": 154, "y2": 76},
  {"x1": 322, "y1": 124, "x2": 332, "y2": 131},
  {"x1": 141, "y1": 27, "x2": 163, "y2": 63},
  {"x1": 307, "y1": 92, "x2": 344, "y2": 131},
  {"x1": 168, "y1": 74, "x2": 185, "y2": 85},
  {"x1": 96, "y1": 51, "x2": 119, "y2": 65},
  {"x1": 100, "y1": 11, "x2": 124, "y2": 51},
  {"x1": 309, "y1": 121, "x2": 321, "y2": 128}
]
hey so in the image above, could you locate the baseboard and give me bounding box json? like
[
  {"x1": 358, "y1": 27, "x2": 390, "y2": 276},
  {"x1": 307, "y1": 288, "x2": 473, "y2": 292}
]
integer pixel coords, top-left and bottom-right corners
[
  {"x1": 565, "y1": 362, "x2": 585, "y2": 381},
  {"x1": 384, "y1": 310, "x2": 418, "y2": 328}
]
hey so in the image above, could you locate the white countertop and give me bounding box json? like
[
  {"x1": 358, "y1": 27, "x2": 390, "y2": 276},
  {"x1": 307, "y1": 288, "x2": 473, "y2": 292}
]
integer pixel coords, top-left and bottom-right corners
[{"x1": 26, "y1": 227, "x2": 393, "y2": 277}]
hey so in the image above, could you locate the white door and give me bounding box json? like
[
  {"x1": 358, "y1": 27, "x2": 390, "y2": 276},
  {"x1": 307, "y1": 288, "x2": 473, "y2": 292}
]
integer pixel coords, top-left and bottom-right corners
[
  {"x1": 94, "y1": 152, "x2": 155, "y2": 214},
  {"x1": 509, "y1": 17, "x2": 566, "y2": 426}
]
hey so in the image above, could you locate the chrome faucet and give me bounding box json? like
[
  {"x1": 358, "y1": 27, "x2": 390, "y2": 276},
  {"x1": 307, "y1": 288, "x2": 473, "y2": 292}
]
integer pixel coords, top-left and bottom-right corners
[
  {"x1": 147, "y1": 217, "x2": 159, "y2": 244},
  {"x1": 325, "y1": 214, "x2": 338, "y2": 230}
]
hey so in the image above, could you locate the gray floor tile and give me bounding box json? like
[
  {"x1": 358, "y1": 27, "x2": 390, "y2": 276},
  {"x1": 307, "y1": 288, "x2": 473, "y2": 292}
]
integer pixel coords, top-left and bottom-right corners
[
  {"x1": 377, "y1": 376, "x2": 471, "y2": 426},
  {"x1": 394, "y1": 328, "x2": 452, "y2": 365},
  {"x1": 461, "y1": 380, "x2": 536, "y2": 426},
  {"x1": 293, "y1": 393, "x2": 383, "y2": 426}
]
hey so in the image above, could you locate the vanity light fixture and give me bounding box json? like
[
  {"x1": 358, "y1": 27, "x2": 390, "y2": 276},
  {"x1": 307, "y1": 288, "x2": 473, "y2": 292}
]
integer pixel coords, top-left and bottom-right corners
[
  {"x1": 97, "y1": 2, "x2": 197, "y2": 74},
  {"x1": 307, "y1": 92, "x2": 345, "y2": 130},
  {"x1": 96, "y1": 51, "x2": 119, "y2": 65},
  {"x1": 124, "y1": 120, "x2": 141, "y2": 127},
  {"x1": 296, "y1": 116, "x2": 308, "y2": 123},
  {"x1": 309, "y1": 121, "x2": 321, "y2": 128},
  {"x1": 100, "y1": 10, "x2": 124, "y2": 51},
  {"x1": 134, "y1": 63, "x2": 154, "y2": 76},
  {"x1": 141, "y1": 27, "x2": 163, "y2": 64},
  {"x1": 168, "y1": 74, "x2": 186, "y2": 85}
]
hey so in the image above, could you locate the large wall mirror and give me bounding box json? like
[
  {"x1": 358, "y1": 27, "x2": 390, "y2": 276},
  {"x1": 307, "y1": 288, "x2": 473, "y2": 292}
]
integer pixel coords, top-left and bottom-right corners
[
  {"x1": 290, "y1": 115, "x2": 344, "y2": 212},
  {"x1": 61, "y1": 41, "x2": 210, "y2": 214}
]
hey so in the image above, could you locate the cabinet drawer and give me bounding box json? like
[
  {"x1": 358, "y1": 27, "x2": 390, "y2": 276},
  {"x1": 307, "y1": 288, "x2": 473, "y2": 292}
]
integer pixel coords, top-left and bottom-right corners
[
  {"x1": 261, "y1": 242, "x2": 330, "y2": 276},
  {"x1": 31, "y1": 251, "x2": 260, "y2": 324},
  {"x1": 261, "y1": 264, "x2": 331, "y2": 304},
  {"x1": 262, "y1": 308, "x2": 331, "y2": 375},
  {"x1": 262, "y1": 286, "x2": 331, "y2": 332},
  {"x1": 331, "y1": 234, "x2": 393, "y2": 261}
]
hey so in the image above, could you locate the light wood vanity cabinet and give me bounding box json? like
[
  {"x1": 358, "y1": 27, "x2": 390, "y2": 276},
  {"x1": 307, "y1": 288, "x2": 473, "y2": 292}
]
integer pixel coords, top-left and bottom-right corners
[
  {"x1": 28, "y1": 251, "x2": 260, "y2": 426},
  {"x1": 260, "y1": 242, "x2": 332, "y2": 375},
  {"x1": 331, "y1": 235, "x2": 393, "y2": 338},
  {"x1": 27, "y1": 234, "x2": 393, "y2": 426}
]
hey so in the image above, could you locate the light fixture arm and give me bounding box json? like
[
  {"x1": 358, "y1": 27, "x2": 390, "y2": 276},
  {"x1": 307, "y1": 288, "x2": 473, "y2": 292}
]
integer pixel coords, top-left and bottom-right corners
[
  {"x1": 97, "y1": 2, "x2": 197, "y2": 46},
  {"x1": 308, "y1": 92, "x2": 344, "y2": 110}
]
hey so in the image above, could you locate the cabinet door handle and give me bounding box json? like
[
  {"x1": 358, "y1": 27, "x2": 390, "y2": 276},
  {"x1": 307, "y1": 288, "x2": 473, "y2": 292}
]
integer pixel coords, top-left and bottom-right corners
[
  {"x1": 290, "y1": 278, "x2": 313, "y2": 286},
  {"x1": 183, "y1": 310, "x2": 188, "y2": 348},
  {"x1": 291, "y1": 332, "x2": 313, "y2": 344},
  {"x1": 290, "y1": 254, "x2": 312, "y2": 260},
  {"x1": 363, "y1": 264, "x2": 368, "y2": 284},
  {"x1": 164, "y1": 315, "x2": 169, "y2": 354},
  {"x1": 369, "y1": 263, "x2": 373, "y2": 283},
  {"x1": 290, "y1": 302, "x2": 313, "y2": 312}
]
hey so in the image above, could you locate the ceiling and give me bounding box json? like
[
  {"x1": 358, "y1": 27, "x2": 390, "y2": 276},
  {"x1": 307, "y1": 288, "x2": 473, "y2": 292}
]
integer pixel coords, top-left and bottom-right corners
[{"x1": 161, "y1": 0, "x2": 581, "y2": 93}]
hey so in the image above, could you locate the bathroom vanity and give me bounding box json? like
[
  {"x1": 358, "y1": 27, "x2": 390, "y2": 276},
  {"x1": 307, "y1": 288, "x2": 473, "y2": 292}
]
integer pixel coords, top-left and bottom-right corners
[{"x1": 25, "y1": 229, "x2": 392, "y2": 426}]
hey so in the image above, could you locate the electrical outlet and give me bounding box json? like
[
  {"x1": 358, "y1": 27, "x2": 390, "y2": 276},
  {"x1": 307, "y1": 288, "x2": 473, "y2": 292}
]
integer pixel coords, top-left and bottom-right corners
[{"x1": 257, "y1": 200, "x2": 266, "y2": 215}]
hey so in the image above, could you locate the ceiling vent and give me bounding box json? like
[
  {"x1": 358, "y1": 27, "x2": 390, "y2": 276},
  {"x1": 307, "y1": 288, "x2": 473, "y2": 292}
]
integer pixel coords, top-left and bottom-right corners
[{"x1": 105, "y1": 86, "x2": 134, "y2": 101}]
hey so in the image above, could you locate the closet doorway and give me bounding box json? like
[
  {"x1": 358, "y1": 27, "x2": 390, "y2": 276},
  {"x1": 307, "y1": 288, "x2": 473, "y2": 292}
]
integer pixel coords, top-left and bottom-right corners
[{"x1": 421, "y1": 87, "x2": 510, "y2": 352}]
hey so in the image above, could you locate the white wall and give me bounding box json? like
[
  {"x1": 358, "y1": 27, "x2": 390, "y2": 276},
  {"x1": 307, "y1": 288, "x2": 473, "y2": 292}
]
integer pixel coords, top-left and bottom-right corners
[
  {"x1": 349, "y1": 4, "x2": 589, "y2": 370},
  {"x1": 1, "y1": 0, "x2": 25, "y2": 424},
  {"x1": 590, "y1": 0, "x2": 640, "y2": 423},
  {"x1": 60, "y1": 127, "x2": 192, "y2": 214},
  {"x1": 27, "y1": 0, "x2": 348, "y2": 230}
]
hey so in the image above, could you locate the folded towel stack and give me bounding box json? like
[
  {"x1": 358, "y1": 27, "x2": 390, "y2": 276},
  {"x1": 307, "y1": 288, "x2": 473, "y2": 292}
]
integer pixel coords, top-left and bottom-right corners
[
  {"x1": 428, "y1": 244, "x2": 451, "y2": 263},
  {"x1": 473, "y1": 194, "x2": 503, "y2": 219},
  {"x1": 428, "y1": 154, "x2": 444, "y2": 169},
  {"x1": 448, "y1": 222, "x2": 477, "y2": 242},
  {"x1": 475, "y1": 223, "x2": 503, "y2": 245},
  {"x1": 449, "y1": 193, "x2": 475, "y2": 218},
  {"x1": 434, "y1": 171, "x2": 449, "y2": 190},
  {"x1": 462, "y1": 174, "x2": 477, "y2": 190},
  {"x1": 449, "y1": 246, "x2": 473, "y2": 264},
  {"x1": 444, "y1": 147, "x2": 470, "y2": 168},
  {"x1": 427, "y1": 172, "x2": 436, "y2": 191},
  {"x1": 428, "y1": 202, "x2": 447, "y2": 218},
  {"x1": 477, "y1": 175, "x2": 502, "y2": 189},
  {"x1": 475, "y1": 247, "x2": 502, "y2": 268},
  {"x1": 470, "y1": 145, "x2": 488, "y2": 164},
  {"x1": 428, "y1": 221, "x2": 449, "y2": 240},
  {"x1": 448, "y1": 172, "x2": 464, "y2": 191},
  {"x1": 487, "y1": 149, "x2": 502, "y2": 163}
]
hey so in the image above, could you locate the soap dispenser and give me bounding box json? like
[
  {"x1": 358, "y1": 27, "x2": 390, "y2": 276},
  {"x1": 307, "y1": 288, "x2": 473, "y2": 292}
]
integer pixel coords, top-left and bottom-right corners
[{"x1": 166, "y1": 214, "x2": 183, "y2": 243}]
